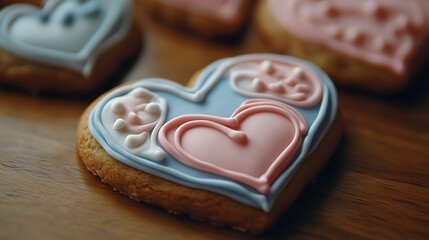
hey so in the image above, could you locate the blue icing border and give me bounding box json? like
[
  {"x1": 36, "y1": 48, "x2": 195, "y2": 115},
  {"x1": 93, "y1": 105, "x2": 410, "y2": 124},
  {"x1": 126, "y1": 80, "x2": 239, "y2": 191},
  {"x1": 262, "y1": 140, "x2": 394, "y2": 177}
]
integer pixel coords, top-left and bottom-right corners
[
  {"x1": 89, "y1": 54, "x2": 338, "y2": 212},
  {"x1": 0, "y1": 0, "x2": 131, "y2": 76}
]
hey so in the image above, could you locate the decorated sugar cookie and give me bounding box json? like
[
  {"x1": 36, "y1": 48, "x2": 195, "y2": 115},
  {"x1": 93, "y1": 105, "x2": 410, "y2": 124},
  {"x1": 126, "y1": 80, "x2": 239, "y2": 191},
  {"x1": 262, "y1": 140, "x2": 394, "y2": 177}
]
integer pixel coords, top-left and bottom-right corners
[
  {"x1": 0, "y1": 0, "x2": 141, "y2": 94},
  {"x1": 141, "y1": 0, "x2": 252, "y2": 37},
  {"x1": 77, "y1": 54, "x2": 342, "y2": 234},
  {"x1": 256, "y1": 0, "x2": 429, "y2": 92}
]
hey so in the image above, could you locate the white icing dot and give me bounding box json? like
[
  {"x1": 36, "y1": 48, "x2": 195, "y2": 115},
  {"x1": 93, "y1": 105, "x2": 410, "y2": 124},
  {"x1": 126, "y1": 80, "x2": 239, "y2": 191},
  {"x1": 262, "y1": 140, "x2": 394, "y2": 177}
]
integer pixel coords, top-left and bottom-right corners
[
  {"x1": 251, "y1": 78, "x2": 266, "y2": 92},
  {"x1": 145, "y1": 102, "x2": 160, "y2": 114},
  {"x1": 260, "y1": 60, "x2": 275, "y2": 74},
  {"x1": 132, "y1": 88, "x2": 148, "y2": 98},
  {"x1": 111, "y1": 101, "x2": 125, "y2": 114},
  {"x1": 125, "y1": 132, "x2": 149, "y2": 148},
  {"x1": 291, "y1": 67, "x2": 304, "y2": 79},
  {"x1": 113, "y1": 118, "x2": 126, "y2": 130},
  {"x1": 151, "y1": 149, "x2": 165, "y2": 161},
  {"x1": 268, "y1": 82, "x2": 286, "y2": 93}
]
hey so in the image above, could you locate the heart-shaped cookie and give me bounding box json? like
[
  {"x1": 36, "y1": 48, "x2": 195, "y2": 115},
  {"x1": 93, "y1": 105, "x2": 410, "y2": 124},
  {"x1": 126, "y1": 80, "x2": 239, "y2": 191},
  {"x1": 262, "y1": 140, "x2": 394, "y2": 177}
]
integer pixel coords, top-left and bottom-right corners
[
  {"x1": 0, "y1": 0, "x2": 131, "y2": 75},
  {"x1": 258, "y1": 0, "x2": 429, "y2": 91},
  {"x1": 267, "y1": 0, "x2": 429, "y2": 75},
  {"x1": 88, "y1": 54, "x2": 338, "y2": 212}
]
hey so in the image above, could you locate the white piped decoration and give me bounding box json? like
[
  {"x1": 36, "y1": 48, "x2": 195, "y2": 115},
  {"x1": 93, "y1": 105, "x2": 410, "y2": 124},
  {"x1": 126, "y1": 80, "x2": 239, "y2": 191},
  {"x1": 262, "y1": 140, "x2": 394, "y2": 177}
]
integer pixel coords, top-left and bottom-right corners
[
  {"x1": 111, "y1": 101, "x2": 125, "y2": 114},
  {"x1": 132, "y1": 87, "x2": 149, "y2": 98},
  {"x1": 291, "y1": 67, "x2": 304, "y2": 79},
  {"x1": 113, "y1": 118, "x2": 126, "y2": 130},
  {"x1": 260, "y1": 60, "x2": 275, "y2": 74},
  {"x1": 145, "y1": 102, "x2": 160, "y2": 114},
  {"x1": 151, "y1": 149, "x2": 166, "y2": 161},
  {"x1": 125, "y1": 132, "x2": 149, "y2": 148},
  {"x1": 251, "y1": 78, "x2": 266, "y2": 91}
]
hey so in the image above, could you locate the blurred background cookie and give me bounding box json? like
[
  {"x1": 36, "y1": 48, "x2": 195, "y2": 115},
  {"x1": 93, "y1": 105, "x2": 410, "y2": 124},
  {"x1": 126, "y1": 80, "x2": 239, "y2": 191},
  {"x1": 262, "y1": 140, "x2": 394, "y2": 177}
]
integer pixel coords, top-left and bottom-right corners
[
  {"x1": 0, "y1": 0, "x2": 142, "y2": 95},
  {"x1": 255, "y1": 0, "x2": 429, "y2": 92},
  {"x1": 140, "y1": 0, "x2": 254, "y2": 38}
]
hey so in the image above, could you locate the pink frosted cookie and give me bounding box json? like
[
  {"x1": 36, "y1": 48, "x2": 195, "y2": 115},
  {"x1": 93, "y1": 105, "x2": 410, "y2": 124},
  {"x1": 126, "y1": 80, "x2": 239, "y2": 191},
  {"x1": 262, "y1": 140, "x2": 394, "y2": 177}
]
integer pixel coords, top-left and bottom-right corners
[
  {"x1": 0, "y1": 0, "x2": 141, "y2": 95},
  {"x1": 141, "y1": 0, "x2": 253, "y2": 37},
  {"x1": 77, "y1": 54, "x2": 342, "y2": 234},
  {"x1": 256, "y1": 0, "x2": 429, "y2": 92}
]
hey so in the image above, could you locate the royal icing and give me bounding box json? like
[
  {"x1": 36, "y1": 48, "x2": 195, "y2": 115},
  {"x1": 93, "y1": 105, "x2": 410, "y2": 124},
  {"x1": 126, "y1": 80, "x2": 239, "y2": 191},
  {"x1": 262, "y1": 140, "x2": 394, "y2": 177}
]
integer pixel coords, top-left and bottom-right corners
[
  {"x1": 159, "y1": 99, "x2": 308, "y2": 194},
  {"x1": 0, "y1": 0, "x2": 132, "y2": 76},
  {"x1": 268, "y1": 0, "x2": 429, "y2": 76},
  {"x1": 89, "y1": 54, "x2": 338, "y2": 212},
  {"x1": 230, "y1": 59, "x2": 323, "y2": 107},
  {"x1": 156, "y1": 0, "x2": 244, "y2": 22},
  {"x1": 101, "y1": 87, "x2": 166, "y2": 161}
]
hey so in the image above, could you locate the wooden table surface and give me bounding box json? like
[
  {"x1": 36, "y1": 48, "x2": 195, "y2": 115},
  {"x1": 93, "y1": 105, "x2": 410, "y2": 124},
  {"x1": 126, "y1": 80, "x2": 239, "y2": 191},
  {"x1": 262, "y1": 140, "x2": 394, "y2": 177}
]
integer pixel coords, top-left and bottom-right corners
[{"x1": 1, "y1": 8, "x2": 429, "y2": 240}]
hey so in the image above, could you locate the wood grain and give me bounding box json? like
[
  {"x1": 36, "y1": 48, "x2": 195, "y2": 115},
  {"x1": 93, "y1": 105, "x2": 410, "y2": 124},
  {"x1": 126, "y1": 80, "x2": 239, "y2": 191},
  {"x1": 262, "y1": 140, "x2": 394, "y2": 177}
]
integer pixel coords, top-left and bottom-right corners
[{"x1": 1, "y1": 6, "x2": 429, "y2": 240}]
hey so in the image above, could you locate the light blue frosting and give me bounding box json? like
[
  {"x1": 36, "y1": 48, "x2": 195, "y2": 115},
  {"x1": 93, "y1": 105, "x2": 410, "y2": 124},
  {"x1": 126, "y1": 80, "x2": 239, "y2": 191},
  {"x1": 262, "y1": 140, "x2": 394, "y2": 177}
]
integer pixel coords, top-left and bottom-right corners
[
  {"x1": 88, "y1": 54, "x2": 338, "y2": 212},
  {"x1": 0, "y1": 0, "x2": 131, "y2": 76}
]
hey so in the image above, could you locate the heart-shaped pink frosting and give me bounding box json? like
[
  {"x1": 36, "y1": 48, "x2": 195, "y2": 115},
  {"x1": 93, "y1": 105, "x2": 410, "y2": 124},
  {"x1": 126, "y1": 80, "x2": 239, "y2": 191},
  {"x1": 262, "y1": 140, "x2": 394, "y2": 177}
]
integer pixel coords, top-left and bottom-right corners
[{"x1": 158, "y1": 99, "x2": 307, "y2": 194}]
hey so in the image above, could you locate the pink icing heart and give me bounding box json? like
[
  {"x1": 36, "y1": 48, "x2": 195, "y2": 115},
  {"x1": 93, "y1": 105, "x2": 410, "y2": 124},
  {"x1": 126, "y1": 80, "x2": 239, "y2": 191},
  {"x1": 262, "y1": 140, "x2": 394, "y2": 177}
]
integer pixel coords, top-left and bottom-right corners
[{"x1": 158, "y1": 99, "x2": 307, "y2": 194}]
